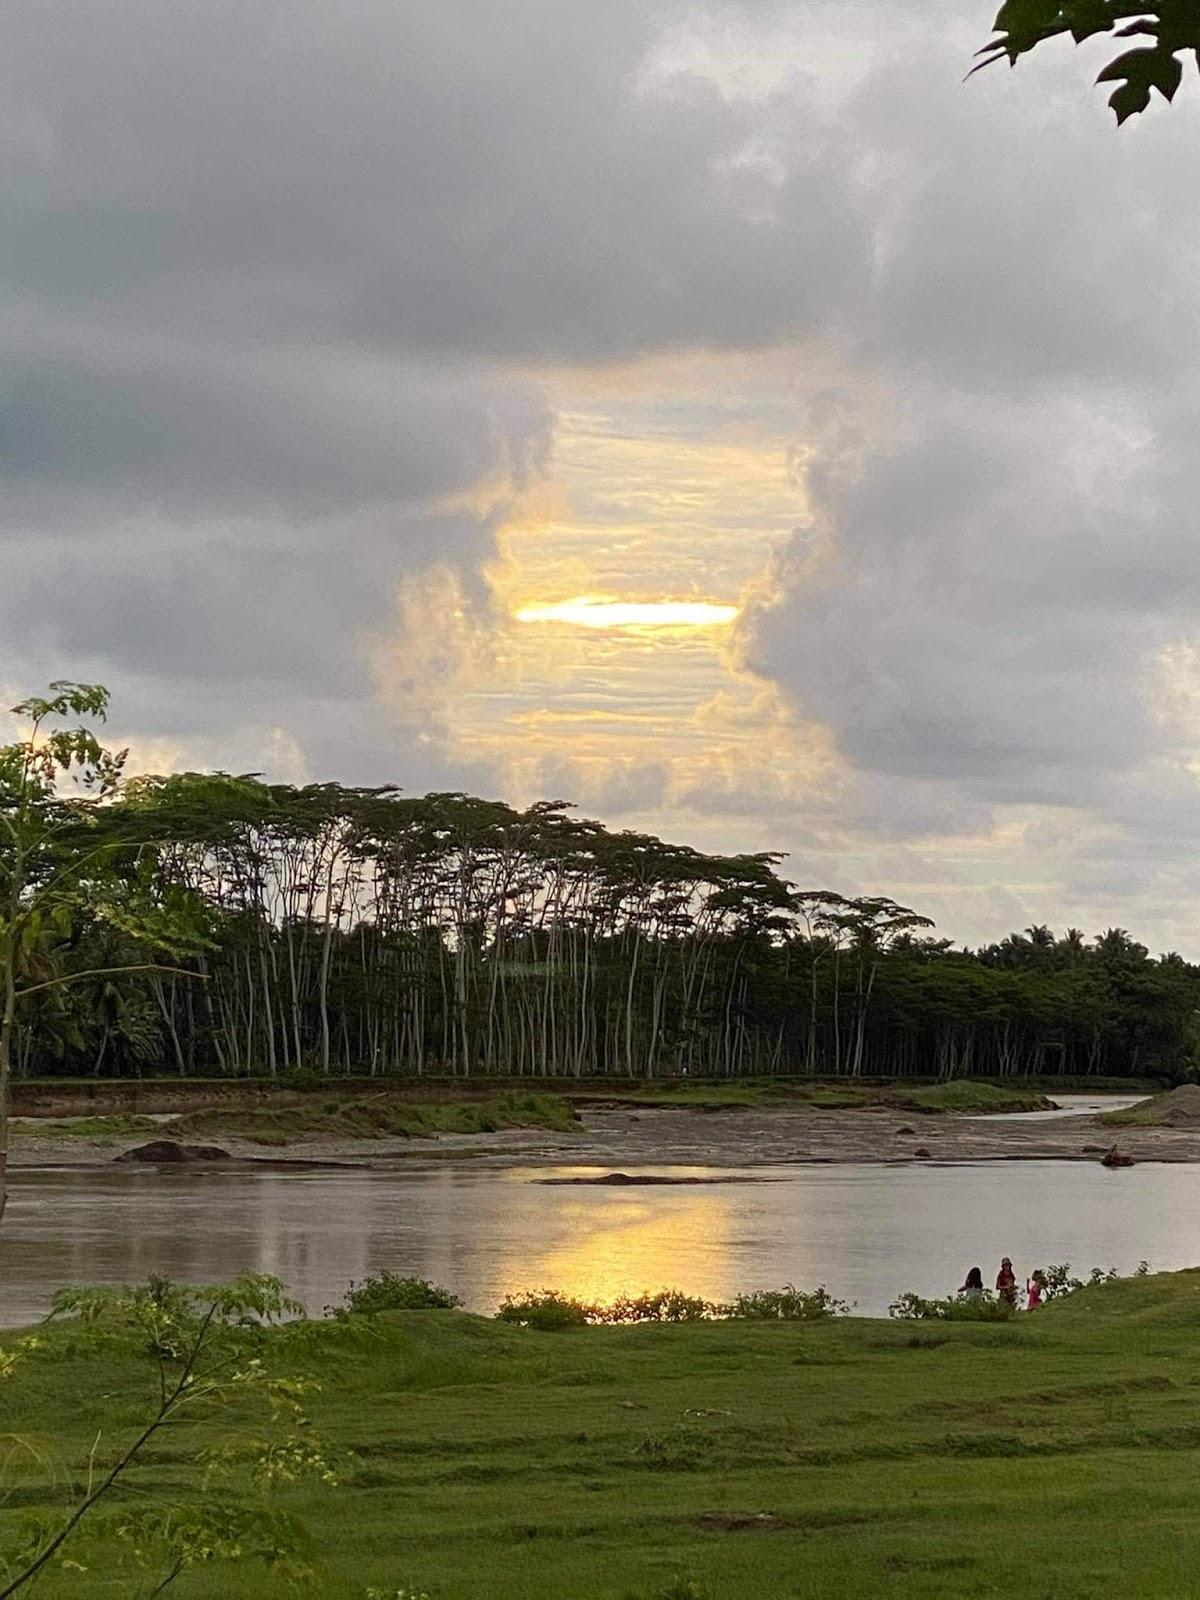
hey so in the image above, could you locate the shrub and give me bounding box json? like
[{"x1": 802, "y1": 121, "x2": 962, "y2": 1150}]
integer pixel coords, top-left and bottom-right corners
[
  {"x1": 727, "y1": 1284, "x2": 850, "y2": 1321},
  {"x1": 339, "y1": 1274, "x2": 459, "y2": 1316},
  {"x1": 599, "y1": 1291, "x2": 715, "y2": 1324},
  {"x1": 888, "y1": 1290, "x2": 1015, "y2": 1322},
  {"x1": 495, "y1": 1291, "x2": 592, "y2": 1329},
  {"x1": 1041, "y1": 1261, "x2": 1149, "y2": 1300},
  {"x1": 495, "y1": 1283, "x2": 853, "y2": 1326},
  {"x1": 48, "y1": 1273, "x2": 302, "y2": 1353}
]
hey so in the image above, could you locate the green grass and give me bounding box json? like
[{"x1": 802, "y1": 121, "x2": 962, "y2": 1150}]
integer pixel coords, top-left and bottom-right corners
[
  {"x1": 887, "y1": 1080, "x2": 1051, "y2": 1115},
  {"x1": 606, "y1": 1079, "x2": 1049, "y2": 1115},
  {"x1": 8, "y1": 1272, "x2": 1200, "y2": 1596},
  {"x1": 1098, "y1": 1106, "x2": 1156, "y2": 1127},
  {"x1": 9, "y1": 1113, "x2": 162, "y2": 1140},
  {"x1": 1095, "y1": 1085, "x2": 1200, "y2": 1127},
  {"x1": 165, "y1": 1091, "x2": 580, "y2": 1146}
]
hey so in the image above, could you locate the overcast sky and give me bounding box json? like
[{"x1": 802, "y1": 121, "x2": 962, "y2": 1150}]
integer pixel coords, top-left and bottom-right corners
[{"x1": 4, "y1": 0, "x2": 1200, "y2": 950}]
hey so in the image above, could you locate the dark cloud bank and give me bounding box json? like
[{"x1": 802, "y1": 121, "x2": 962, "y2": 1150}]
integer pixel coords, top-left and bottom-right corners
[{"x1": 3, "y1": 0, "x2": 1200, "y2": 942}]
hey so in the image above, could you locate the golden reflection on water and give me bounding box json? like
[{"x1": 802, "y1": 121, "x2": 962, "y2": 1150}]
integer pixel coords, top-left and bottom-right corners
[
  {"x1": 495, "y1": 1178, "x2": 736, "y2": 1306},
  {"x1": 5, "y1": 1159, "x2": 1197, "y2": 1327}
]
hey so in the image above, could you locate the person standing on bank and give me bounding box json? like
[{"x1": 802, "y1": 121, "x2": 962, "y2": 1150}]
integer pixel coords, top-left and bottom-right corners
[
  {"x1": 996, "y1": 1257, "x2": 1018, "y2": 1306},
  {"x1": 959, "y1": 1267, "x2": 985, "y2": 1300}
]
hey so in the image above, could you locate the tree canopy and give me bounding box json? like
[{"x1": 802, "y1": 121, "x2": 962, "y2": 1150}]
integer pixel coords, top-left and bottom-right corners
[
  {"x1": 2, "y1": 687, "x2": 1197, "y2": 1099},
  {"x1": 0, "y1": 685, "x2": 207, "y2": 1219},
  {"x1": 976, "y1": 3, "x2": 1200, "y2": 122},
  {"x1": 4, "y1": 771, "x2": 1197, "y2": 1090}
]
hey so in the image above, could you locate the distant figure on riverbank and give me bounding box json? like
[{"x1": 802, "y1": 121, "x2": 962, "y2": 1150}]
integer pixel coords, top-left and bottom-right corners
[
  {"x1": 959, "y1": 1266, "x2": 984, "y2": 1300},
  {"x1": 1026, "y1": 1270, "x2": 1047, "y2": 1310},
  {"x1": 996, "y1": 1258, "x2": 1017, "y2": 1306}
]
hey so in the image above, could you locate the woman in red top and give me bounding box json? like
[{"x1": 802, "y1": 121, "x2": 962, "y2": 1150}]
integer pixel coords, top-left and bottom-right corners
[{"x1": 996, "y1": 1257, "x2": 1017, "y2": 1306}]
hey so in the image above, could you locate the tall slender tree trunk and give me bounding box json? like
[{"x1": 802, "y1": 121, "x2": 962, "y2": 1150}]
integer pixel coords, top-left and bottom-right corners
[
  {"x1": 150, "y1": 979, "x2": 185, "y2": 1074},
  {"x1": 0, "y1": 965, "x2": 15, "y2": 1225},
  {"x1": 0, "y1": 829, "x2": 25, "y2": 1226}
]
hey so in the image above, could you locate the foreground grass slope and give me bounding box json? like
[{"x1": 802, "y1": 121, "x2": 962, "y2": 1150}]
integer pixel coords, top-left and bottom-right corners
[{"x1": 6, "y1": 1272, "x2": 1200, "y2": 1596}]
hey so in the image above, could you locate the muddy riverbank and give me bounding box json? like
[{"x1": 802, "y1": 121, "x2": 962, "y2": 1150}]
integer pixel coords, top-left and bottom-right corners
[{"x1": 12, "y1": 1096, "x2": 1200, "y2": 1170}]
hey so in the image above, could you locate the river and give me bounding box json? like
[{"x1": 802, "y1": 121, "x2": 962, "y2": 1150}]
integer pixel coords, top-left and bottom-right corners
[{"x1": 3, "y1": 1140, "x2": 1196, "y2": 1325}]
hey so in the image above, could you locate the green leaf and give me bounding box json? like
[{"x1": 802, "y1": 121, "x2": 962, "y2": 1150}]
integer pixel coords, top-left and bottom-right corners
[
  {"x1": 975, "y1": 5, "x2": 1200, "y2": 121},
  {"x1": 1097, "y1": 42, "x2": 1184, "y2": 103},
  {"x1": 993, "y1": 0, "x2": 1065, "y2": 31}
]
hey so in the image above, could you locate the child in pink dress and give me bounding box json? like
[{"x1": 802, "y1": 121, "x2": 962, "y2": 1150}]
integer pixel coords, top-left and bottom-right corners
[{"x1": 1026, "y1": 1270, "x2": 1046, "y2": 1310}]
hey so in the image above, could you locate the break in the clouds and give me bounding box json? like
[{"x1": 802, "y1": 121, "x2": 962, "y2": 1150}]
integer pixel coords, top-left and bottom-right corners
[{"x1": 4, "y1": 0, "x2": 1200, "y2": 948}]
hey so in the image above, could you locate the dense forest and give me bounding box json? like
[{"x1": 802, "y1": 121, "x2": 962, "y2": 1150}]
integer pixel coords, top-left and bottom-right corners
[{"x1": 5, "y1": 754, "x2": 1198, "y2": 1085}]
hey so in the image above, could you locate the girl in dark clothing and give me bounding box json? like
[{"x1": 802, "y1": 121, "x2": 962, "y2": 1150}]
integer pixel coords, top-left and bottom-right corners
[{"x1": 996, "y1": 1257, "x2": 1017, "y2": 1306}]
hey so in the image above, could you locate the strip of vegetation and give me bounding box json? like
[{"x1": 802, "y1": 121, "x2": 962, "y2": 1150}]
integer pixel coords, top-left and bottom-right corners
[
  {"x1": 165, "y1": 1092, "x2": 580, "y2": 1146},
  {"x1": 9, "y1": 1114, "x2": 162, "y2": 1141},
  {"x1": 8, "y1": 1079, "x2": 1054, "y2": 1147},
  {"x1": 494, "y1": 1284, "x2": 849, "y2": 1329},
  {"x1": 885, "y1": 1080, "x2": 1051, "y2": 1114},
  {"x1": 606, "y1": 1079, "x2": 1050, "y2": 1115}
]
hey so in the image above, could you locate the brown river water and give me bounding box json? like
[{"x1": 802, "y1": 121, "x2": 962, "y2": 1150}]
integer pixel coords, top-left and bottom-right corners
[{"x1": 4, "y1": 1145, "x2": 1199, "y2": 1325}]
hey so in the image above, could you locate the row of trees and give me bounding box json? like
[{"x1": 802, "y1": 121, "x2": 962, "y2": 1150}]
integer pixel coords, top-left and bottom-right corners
[{"x1": 3, "y1": 688, "x2": 1197, "y2": 1110}]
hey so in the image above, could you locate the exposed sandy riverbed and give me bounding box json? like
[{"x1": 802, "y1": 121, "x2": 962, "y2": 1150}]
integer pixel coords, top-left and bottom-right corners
[{"x1": 11, "y1": 1098, "x2": 1200, "y2": 1170}]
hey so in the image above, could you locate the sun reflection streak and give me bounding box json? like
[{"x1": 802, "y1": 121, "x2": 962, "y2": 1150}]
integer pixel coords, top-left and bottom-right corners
[{"x1": 496, "y1": 1178, "x2": 736, "y2": 1307}]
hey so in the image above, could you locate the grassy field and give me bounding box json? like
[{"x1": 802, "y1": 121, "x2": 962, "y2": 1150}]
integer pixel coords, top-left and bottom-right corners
[{"x1": 6, "y1": 1272, "x2": 1200, "y2": 1597}]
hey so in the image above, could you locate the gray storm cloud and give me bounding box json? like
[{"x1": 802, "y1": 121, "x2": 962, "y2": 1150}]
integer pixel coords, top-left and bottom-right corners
[
  {"x1": 4, "y1": 0, "x2": 1200, "y2": 944},
  {"x1": 0, "y1": 0, "x2": 870, "y2": 782}
]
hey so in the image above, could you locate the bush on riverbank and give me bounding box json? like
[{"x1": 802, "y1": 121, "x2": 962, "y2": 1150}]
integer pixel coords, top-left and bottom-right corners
[
  {"x1": 496, "y1": 1290, "x2": 595, "y2": 1329},
  {"x1": 727, "y1": 1284, "x2": 850, "y2": 1320},
  {"x1": 337, "y1": 1274, "x2": 460, "y2": 1316},
  {"x1": 889, "y1": 1261, "x2": 1151, "y2": 1321},
  {"x1": 889, "y1": 1290, "x2": 1016, "y2": 1322},
  {"x1": 494, "y1": 1284, "x2": 850, "y2": 1328}
]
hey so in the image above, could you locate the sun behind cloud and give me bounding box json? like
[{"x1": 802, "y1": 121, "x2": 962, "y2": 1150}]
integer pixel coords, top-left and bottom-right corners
[{"x1": 514, "y1": 597, "x2": 739, "y2": 629}]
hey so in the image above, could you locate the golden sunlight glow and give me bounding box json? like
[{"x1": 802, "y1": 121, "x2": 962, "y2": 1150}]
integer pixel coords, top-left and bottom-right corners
[
  {"x1": 493, "y1": 1177, "x2": 737, "y2": 1307},
  {"x1": 514, "y1": 597, "x2": 739, "y2": 629},
  {"x1": 377, "y1": 391, "x2": 820, "y2": 810}
]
